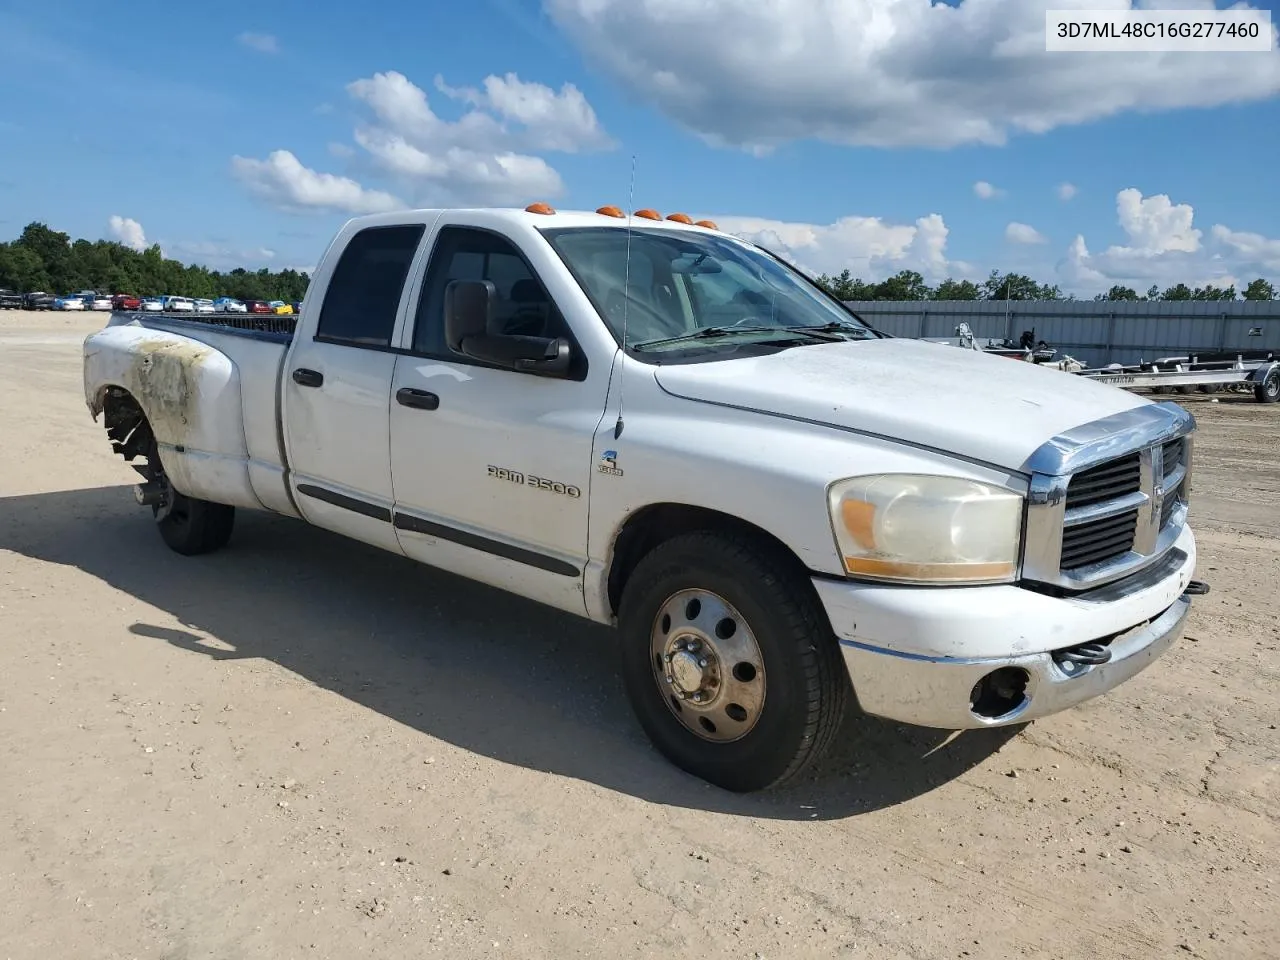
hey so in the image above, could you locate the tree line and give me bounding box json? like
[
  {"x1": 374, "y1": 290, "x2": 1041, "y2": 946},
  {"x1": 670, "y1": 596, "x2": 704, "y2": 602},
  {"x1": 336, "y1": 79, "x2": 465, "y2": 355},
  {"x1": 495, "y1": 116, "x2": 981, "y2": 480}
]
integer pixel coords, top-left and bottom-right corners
[
  {"x1": 814, "y1": 268, "x2": 1277, "y2": 302},
  {"x1": 0, "y1": 222, "x2": 310, "y2": 303}
]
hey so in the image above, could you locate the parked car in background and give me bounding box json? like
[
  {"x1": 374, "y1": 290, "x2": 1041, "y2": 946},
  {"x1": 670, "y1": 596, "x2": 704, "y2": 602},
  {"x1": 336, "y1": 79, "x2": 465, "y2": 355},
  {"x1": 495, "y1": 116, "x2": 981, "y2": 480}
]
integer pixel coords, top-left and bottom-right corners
[
  {"x1": 112, "y1": 294, "x2": 142, "y2": 311},
  {"x1": 243, "y1": 299, "x2": 271, "y2": 314},
  {"x1": 25, "y1": 291, "x2": 56, "y2": 310},
  {"x1": 268, "y1": 300, "x2": 294, "y2": 315},
  {"x1": 290, "y1": 301, "x2": 303, "y2": 314},
  {"x1": 213, "y1": 297, "x2": 247, "y2": 313},
  {"x1": 90, "y1": 295, "x2": 113, "y2": 311},
  {"x1": 54, "y1": 295, "x2": 86, "y2": 310},
  {"x1": 164, "y1": 296, "x2": 195, "y2": 312},
  {"x1": 0, "y1": 288, "x2": 23, "y2": 309},
  {"x1": 194, "y1": 298, "x2": 216, "y2": 314},
  {"x1": 140, "y1": 297, "x2": 164, "y2": 312}
]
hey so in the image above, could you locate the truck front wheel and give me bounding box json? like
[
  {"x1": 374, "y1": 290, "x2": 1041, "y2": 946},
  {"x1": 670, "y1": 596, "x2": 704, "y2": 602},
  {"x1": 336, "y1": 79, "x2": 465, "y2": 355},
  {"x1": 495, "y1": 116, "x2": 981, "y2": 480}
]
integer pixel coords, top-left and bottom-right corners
[{"x1": 617, "y1": 531, "x2": 849, "y2": 792}]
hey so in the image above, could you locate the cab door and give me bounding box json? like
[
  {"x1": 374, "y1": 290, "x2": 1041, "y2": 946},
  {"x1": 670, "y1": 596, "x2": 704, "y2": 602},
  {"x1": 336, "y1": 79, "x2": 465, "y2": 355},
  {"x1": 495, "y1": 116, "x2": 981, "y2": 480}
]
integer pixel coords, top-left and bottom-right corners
[
  {"x1": 282, "y1": 221, "x2": 429, "y2": 554},
  {"x1": 387, "y1": 223, "x2": 612, "y2": 616}
]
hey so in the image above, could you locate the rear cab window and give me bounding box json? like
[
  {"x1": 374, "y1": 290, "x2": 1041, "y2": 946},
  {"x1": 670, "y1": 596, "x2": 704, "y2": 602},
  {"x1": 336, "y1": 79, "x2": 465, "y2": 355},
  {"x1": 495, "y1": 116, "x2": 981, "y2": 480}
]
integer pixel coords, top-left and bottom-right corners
[{"x1": 316, "y1": 224, "x2": 426, "y2": 348}]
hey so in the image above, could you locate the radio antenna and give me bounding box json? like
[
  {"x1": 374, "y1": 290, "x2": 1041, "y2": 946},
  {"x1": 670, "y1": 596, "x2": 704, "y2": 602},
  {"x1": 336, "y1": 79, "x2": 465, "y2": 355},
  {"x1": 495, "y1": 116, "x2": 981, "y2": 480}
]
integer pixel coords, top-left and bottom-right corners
[{"x1": 614, "y1": 154, "x2": 636, "y2": 440}]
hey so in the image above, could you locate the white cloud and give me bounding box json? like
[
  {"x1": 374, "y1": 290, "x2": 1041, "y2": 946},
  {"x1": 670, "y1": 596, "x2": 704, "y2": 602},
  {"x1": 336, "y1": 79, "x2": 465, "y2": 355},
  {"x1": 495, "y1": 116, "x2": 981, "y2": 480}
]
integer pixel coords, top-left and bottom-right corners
[
  {"x1": 1111, "y1": 188, "x2": 1201, "y2": 255},
  {"x1": 973, "y1": 181, "x2": 1002, "y2": 200},
  {"x1": 1057, "y1": 182, "x2": 1077, "y2": 201},
  {"x1": 711, "y1": 211, "x2": 953, "y2": 281},
  {"x1": 1056, "y1": 188, "x2": 1277, "y2": 295},
  {"x1": 235, "y1": 68, "x2": 613, "y2": 214},
  {"x1": 1210, "y1": 225, "x2": 1280, "y2": 273},
  {"x1": 107, "y1": 215, "x2": 147, "y2": 251},
  {"x1": 434, "y1": 72, "x2": 614, "y2": 152},
  {"x1": 230, "y1": 150, "x2": 404, "y2": 214},
  {"x1": 1006, "y1": 222, "x2": 1047, "y2": 244},
  {"x1": 546, "y1": 0, "x2": 1280, "y2": 151},
  {"x1": 166, "y1": 240, "x2": 278, "y2": 271},
  {"x1": 339, "y1": 69, "x2": 610, "y2": 204},
  {"x1": 237, "y1": 32, "x2": 278, "y2": 54}
]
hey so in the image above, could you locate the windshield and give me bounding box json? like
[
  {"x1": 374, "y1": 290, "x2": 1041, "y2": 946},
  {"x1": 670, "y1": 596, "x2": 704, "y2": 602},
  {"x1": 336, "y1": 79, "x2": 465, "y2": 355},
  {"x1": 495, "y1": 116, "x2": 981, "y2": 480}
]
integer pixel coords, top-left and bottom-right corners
[{"x1": 539, "y1": 226, "x2": 875, "y2": 353}]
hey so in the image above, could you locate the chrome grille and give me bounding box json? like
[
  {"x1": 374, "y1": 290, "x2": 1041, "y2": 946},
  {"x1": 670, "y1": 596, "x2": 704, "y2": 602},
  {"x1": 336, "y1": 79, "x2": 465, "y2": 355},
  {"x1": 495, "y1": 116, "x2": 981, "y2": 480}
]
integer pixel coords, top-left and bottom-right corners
[
  {"x1": 1061, "y1": 509, "x2": 1140, "y2": 571},
  {"x1": 1022, "y1": 402, "x2": 1195, "y2": 591},
  {"x1": 1065, "y1": 454, "x2": 1142, "y2": 509},
  {"x1": 1059, "y1": 454, "x2": 1143, "y2": 571}
]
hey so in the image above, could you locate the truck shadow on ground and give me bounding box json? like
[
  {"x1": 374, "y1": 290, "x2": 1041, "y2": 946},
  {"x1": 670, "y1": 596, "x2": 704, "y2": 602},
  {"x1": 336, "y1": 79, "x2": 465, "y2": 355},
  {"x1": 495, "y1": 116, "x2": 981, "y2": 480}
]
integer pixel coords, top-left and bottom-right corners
[{"x1": 1, "y1": 485, "x2": 1021, "y2": 821}]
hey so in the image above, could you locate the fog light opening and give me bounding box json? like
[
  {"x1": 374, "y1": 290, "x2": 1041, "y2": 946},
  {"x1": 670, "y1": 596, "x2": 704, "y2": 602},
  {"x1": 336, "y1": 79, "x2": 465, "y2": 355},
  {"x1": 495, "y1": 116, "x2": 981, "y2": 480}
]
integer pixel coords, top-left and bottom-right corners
[{"x1": 970, "y1": 667, "x2": 1030, "y2": 720}]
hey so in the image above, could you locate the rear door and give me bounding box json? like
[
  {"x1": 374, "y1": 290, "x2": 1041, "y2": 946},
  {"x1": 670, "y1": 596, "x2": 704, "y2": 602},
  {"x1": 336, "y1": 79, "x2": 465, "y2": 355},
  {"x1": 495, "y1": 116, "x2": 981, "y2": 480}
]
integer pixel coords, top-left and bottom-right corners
[
  {"x1": 282, "y1": 221, "x2": 430, "y2": 553},
  {"x1": 387, "y1": 222, "x2": 611, "y2": 616}
]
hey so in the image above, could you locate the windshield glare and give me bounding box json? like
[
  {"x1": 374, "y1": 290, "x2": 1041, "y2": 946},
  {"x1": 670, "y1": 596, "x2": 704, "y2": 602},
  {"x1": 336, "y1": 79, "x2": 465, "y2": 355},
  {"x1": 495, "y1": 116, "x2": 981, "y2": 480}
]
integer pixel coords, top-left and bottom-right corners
[{"x1": 539, "y1": 226, "x2": 873, "y2": 352}]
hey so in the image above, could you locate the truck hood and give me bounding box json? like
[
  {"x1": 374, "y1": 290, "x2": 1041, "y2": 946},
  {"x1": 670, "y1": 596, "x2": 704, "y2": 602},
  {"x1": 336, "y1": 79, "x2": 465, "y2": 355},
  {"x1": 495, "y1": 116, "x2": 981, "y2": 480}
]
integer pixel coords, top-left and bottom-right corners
[{"x1": 652, "y1": 338, "x2": 1149, "y2": 473}]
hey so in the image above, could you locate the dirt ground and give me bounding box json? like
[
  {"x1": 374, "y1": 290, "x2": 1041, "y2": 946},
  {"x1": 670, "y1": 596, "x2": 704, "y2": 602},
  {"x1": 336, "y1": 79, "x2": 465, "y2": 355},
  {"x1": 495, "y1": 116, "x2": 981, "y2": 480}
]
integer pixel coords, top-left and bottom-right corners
[{"x1": 1, "y1": 309, "x2": 1276, "y2": 960}]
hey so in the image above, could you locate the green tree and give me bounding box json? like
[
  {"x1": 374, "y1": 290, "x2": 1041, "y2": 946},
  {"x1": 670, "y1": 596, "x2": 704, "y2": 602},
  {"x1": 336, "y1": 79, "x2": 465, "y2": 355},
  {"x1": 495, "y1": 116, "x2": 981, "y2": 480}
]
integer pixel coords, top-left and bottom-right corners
[
  {"x1": 981, "y1": 270, "x2": 1060, "y2": 301},
  {"x1": 1190, "y1": 284, "x2": 1236, "y2": 301},
  {"x1": 1242, "y1": 278, "x2": 1275, "y2": 301},
  {"x1": 1097, "y1": 284, "x2": 1139, "y2": 301},
  {"x1": 932, "y1": 278, "x2": 980, "y2": 300},
  {"x1": 1161, "y1": 283, "x2": 1193, "y2": 301},
  {"x1": 0, "y1": 220, "x2": 311, "y2": 301},
  {"x1": 873, "y1": 269, "x2": 930, "y2": 301}
]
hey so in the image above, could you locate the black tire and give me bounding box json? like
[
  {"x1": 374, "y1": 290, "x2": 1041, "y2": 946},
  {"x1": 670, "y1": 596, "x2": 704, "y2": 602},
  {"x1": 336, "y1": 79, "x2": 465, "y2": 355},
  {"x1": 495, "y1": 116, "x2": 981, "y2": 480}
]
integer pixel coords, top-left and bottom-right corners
[
  {"x1": 1197, "y1": 383, "x2": 1221, "y2": 394},
  {"x1": 1256, "y1": 368, "x2": 1280, "y2": 404},
  {"x1": 155, "y1": 491, "x2": 236, "y2": 555},
  {"x1": 1151, "y1": 386, "x2": 1170, "y2": 395},
  {"x1": 140, "y1": 433, "x2": 236, "y2": 555},
  {"x1": 617, "y1": 530, "x2": 849, "y2": 792},
  {"x1": 1175, "y1": 385, "x2": 1196, "y2": 395}
]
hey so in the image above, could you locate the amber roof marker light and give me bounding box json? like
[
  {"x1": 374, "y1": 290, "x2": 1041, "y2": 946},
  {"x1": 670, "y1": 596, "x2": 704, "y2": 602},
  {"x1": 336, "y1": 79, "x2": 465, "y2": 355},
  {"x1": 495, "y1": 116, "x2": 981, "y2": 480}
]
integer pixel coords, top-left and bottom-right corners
[
  {"x1": 695, "y1": 219, "x2": 719, "y2": 230},
  {"x1": 633, "y1": 208, "x2": 661, "y2": 220},
  {"x1": 525, "y1": 202, "x2": 556, "y2": 215},
  {"x1": 596, "y1": 205, "x2": 625, "y2": 217},
  {"x1": 666, "y1": 213, "x2": 693, "y2": 224}
]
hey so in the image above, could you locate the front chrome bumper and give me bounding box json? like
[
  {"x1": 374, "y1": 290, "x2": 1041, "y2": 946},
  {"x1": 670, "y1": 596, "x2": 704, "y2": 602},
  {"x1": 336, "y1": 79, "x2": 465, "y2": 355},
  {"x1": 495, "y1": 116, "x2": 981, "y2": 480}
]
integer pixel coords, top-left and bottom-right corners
[
  {"x1": 813, "y1": 526, "x2": 1197, "y2": 730},
  {"x1": 838, "y1": 596, "x2": 1189, "y2": 729}
]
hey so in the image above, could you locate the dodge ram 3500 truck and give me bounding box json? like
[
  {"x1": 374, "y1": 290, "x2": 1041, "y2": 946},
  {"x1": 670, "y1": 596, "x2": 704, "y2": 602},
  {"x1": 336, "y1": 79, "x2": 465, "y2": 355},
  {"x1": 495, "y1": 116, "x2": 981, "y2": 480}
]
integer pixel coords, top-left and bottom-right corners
[{"x1": 82, "y1": 203, "x2": 1206, "y2": 792}]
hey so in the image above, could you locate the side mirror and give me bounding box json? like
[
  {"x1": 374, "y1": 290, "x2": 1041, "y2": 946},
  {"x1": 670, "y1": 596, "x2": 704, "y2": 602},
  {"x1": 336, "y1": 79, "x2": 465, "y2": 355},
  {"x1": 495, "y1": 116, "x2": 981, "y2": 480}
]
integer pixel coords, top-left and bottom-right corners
[
  {"x1": 444, "y1": 279, "x2": 573, "y2": 378},
  {"x1": 444, "y1": 279, "x2": 496, "y2": 351}
]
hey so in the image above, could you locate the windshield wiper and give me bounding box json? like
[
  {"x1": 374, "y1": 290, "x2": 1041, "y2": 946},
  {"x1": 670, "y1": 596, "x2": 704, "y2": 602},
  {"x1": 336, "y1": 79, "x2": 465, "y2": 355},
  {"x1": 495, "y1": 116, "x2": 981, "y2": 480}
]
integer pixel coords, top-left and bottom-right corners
[
  {"x1": 631, "y1": 325, "x2": 840, "y2": 351},
  {"x1": 789, "y1": 321, "x2": 873, "y2": 339}
]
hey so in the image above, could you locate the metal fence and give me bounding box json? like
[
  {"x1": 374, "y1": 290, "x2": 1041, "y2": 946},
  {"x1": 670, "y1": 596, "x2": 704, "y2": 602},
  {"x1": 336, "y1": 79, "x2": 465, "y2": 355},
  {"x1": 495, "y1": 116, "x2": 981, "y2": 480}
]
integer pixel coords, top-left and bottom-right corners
[{"x1": 842, "y1": 299, "x2": 1280, "y2": 368}]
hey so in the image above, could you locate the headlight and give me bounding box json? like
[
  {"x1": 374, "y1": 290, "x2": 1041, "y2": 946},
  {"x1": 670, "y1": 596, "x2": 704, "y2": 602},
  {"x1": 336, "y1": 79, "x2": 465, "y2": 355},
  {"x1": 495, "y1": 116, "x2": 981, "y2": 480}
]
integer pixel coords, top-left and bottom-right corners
[{"x1": 827, "y1": 474, "x2": 1022, "y2": 584}]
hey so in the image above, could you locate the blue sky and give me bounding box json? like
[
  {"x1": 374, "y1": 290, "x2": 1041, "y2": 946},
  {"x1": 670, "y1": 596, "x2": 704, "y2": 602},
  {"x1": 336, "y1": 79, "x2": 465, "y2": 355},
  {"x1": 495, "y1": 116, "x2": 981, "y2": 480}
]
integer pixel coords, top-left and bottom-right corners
[{"x1": 1, "y1": 0, "x2": 1278, "y2": 294}]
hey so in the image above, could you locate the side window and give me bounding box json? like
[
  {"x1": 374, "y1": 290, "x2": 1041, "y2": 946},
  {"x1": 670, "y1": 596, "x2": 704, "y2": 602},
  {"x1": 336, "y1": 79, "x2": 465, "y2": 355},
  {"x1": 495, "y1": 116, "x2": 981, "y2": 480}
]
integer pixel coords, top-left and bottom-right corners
[
  {"x1": 316, "y1": 224, "x2": 425, "y2": 348},
  {"x1": 412, "y1": 227, "x2": 569, "y2": 358}
]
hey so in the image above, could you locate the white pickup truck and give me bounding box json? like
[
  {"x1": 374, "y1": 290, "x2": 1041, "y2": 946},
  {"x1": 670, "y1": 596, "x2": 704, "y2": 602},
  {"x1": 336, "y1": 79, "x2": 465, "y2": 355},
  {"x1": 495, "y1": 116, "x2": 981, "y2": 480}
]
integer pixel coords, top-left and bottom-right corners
[{"x1": 82, "y1": 203, "x2": 1206, "y2": 792}]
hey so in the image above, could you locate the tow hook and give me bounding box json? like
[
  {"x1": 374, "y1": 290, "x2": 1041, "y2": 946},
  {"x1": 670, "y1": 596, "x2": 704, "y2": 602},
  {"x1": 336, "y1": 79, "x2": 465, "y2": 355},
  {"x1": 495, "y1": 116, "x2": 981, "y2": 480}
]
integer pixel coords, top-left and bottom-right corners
[{"x1": 1182, "y1": 580, "x2": 1210, "y2": 597}]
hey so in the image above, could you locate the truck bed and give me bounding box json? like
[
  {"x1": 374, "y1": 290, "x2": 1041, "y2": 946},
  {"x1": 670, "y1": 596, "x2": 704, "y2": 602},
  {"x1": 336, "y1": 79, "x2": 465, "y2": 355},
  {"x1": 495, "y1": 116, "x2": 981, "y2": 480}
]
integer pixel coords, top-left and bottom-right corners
[{"x1": 84, "y1": 311, "x2": 298, "y2": 518}]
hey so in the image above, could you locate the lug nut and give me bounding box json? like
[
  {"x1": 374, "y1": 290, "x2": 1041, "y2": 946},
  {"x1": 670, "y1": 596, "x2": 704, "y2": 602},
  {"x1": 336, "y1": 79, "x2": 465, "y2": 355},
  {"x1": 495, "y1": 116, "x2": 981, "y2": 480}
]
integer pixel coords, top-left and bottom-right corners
[
  {"x1": 665, "y1": 675, "x2": 673, "y2": 684},
  {"x1": 698, "y1": 659, "x2": 708, "y2": 668},
  {"x1": 692, "y1": 693, "x2": 702, "y2": 703}
]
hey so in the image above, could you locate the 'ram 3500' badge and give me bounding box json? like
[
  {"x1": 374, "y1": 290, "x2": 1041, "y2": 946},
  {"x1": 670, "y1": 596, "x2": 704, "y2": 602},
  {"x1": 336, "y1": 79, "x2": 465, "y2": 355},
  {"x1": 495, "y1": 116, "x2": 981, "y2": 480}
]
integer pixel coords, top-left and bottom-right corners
[{"x1": 598, "y1": 450, "x2": 623, "y2": 477}]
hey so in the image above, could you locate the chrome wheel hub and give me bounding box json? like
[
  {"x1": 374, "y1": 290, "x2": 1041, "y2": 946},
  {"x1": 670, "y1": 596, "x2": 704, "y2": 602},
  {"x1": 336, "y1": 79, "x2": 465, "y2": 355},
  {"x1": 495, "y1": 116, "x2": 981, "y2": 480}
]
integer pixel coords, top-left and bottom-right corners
[{"x1": 650, "y1": 589, "x2": 766, "y2": 742}]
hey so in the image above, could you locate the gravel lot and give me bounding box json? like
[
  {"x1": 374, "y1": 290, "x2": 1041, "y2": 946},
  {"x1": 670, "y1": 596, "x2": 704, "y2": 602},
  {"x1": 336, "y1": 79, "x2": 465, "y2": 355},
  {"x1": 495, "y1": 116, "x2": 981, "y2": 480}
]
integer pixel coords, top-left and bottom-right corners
[{"x1": 1, "y1": 310, "x2": 1276, "y2": 960}]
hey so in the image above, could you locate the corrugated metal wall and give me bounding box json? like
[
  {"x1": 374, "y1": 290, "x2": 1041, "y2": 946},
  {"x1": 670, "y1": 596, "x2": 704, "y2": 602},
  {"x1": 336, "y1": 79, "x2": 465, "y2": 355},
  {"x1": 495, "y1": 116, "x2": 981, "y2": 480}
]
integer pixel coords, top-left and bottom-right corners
[{"x1": 842, "y1": 300, "x2": 1280, "y2": 368}]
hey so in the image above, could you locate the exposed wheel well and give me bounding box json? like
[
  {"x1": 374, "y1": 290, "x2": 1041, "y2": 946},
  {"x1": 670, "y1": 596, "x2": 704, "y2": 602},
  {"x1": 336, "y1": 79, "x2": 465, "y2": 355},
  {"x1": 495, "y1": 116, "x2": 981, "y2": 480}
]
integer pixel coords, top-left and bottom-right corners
[
  {"x1": 606, "y1": 503, "x2": 814, "y2": 617},
  {"x1": 100, "y1": 386, "x2": 153, "y2": 466}
]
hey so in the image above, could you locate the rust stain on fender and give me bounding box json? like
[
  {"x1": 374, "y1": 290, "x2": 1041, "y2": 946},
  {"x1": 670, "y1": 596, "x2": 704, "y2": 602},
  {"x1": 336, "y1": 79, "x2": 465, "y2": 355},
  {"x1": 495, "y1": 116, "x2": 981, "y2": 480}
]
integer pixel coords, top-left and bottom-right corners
[{"x1": 129, "y1": 337, "x2": 213, "y2": 444}]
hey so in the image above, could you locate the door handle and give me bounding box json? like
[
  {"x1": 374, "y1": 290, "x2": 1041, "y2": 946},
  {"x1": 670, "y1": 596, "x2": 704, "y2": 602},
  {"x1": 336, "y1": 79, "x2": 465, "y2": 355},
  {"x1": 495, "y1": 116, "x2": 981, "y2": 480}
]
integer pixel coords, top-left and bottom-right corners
[
  {"x1": 396, "y1": 387, "x2": 440, "y2": 410},
  {"x1": 292, "y1": 368, "x2": 324, "y2": 388}
]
